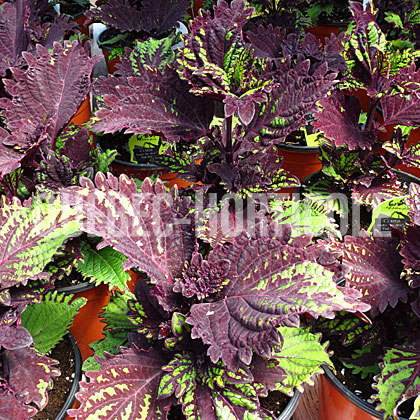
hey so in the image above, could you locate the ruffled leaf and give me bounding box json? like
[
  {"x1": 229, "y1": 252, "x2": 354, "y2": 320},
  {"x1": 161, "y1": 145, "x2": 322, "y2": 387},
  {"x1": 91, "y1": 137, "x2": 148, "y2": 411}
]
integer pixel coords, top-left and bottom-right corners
[
  {"x1": 69, "y1": 347, "x2": 169, "y2": 420},
  {"x1": 188, "y1": 227, "x2": 369, "y2": 371},
  {"x1": 20, "y1": 291, "x2": 86, "y2": 354},
  {"x1": 0, "y1": 197, "x2": 81, "y2": 290}
]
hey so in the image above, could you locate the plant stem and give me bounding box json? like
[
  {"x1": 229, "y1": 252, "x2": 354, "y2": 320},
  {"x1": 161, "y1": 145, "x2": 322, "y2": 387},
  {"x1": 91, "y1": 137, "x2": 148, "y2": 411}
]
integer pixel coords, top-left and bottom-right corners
[
  {"x1": 225, "y1": 115, "x2": 233, "y2": 165},
  {"x1": 365, "y1": 97, "x2": 380, "y2": 131}
]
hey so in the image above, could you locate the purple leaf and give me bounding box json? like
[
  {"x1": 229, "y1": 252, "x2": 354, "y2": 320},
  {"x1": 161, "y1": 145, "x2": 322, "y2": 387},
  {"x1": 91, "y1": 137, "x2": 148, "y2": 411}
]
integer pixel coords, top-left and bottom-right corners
[
  {"x1": 69, "y1": 347, "x2": 169, "y2": 420},
  {"x1": 0, "y1": 129, "x2": 25, "y2": 176},
  {"x1": 313, "y1": 91, "x2": 376, "y2": 150},
  {"x1": 86, "y1": 0, "x2": 189, "y2": 35},
  {"x1": 406, "y1": 183, "x2": 420, "y2": 225},
  {"x1": 381, "y1": 90, "x2": 420, "y2": 128},
  {"x1": 352, "y1": 172, "x2": 402, "y2": 207},
  {"x1": 246, "y1": 25, "x2": 286, "y2": 61},
  {"x1": 0, "y1": 389, "x2": 36, "y2": 420},
  {"x1": 330, "y1": 233, "x2": 410, "y2": 316},
  {"x1": 140, "y1": 0, "x2": 190, "y2": 36},
  {"x1": 0, "y1": 0, "x2": 29, "y2": 76},
  {"x1": 127, "y1": 278, "x2": 170, "y2": 340},
  {"x1": 0, "y1": 40, "x2": 100, "y2": 140},
  {"x1": 86, "y1": 0, "x2": 143, "y2": 33},
  {"x1": 0, "y1": 325, "x2": 32, "y2": 350},
  {"x1": 5, "y1": 346, "x2": 60, "y2": 410},
  {"x1": 188, "y1": 228, "x2": 369, "y2": 371},
  {"x1": 42, "y1": 15, "x2": 77, "y2": 50},
  {"x1": 92, "y1": 67, "x2": 214, "y2": 143},
  {"x1": 245, "y1": 61, "x2": 336, "y2": 143}
]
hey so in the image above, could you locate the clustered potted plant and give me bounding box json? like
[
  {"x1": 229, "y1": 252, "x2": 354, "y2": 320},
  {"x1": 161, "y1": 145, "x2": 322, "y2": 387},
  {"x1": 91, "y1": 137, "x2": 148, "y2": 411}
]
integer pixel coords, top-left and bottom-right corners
[
  {"x1": 1, "y1": 0, "x2": 420, "y2": 419},
  {"x1": 301, "y1": 2, "x2": 420, "y2": 419}
]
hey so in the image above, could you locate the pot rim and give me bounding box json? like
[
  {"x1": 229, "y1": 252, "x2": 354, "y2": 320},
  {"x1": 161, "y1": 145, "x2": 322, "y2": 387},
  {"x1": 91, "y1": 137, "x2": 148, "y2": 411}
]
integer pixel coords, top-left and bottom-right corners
[
  {"x1": 322, "y1": 365, "x2": 409, "y2": 420},
  {"x1": 96, "y1": 136, "x2": 168, "y2": 171},
  {"x1": 277, "y1": 389, "x2": 301, "y2": 420},
  {"x1": 55, "y1": 333, "x2": 82, "y2": 420},
  {"x1": 276, "y1": 143, "x2": 319, "y2": 153},
  {"x1": 55, "y1": 280, "x2": 96, "y2": 294}
]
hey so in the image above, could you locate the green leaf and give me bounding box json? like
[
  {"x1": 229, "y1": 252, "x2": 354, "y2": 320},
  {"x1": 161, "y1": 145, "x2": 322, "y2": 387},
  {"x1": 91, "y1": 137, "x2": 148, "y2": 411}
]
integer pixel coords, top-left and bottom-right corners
[
  {"x1": 271, "y1": 199, "x2": 341, "y2": 239},
  {"x1": 384, "y1": 12, "x2": 403, "y2": 29},
  {"x1": 21, "y1": 291, "x2": 86, "y2": 354},
  {"x1": 159, "y1": 354, "x2": 197, "y2": 399},
  {"x1": 270, "y1": 326, "x2": 333, "y2": 393},
  {"x1": 76, "y1": 246, "x2": 130, "y2": 290},
  {"x1": 82, "y1": 290, "x2": 136, "y2": 371},
  {"x1": 373, "y1": 345, "x2": 420, "y2": 420},
  {"x1": 341, "y1": 345, "x2": 381, "y2": 379},
  {"x1": 82, "y1": 333, "x2": 127, "y2": 371}
]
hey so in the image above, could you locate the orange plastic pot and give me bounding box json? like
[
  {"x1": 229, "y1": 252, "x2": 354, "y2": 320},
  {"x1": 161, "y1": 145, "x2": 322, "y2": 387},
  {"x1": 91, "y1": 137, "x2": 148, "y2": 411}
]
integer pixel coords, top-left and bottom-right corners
[
  {"x1": 72, "y1": 12, "x2": 89, "y2": 38},
  {"x1": 126, "y1": 270, "x2": 140, "y2": 293},
  {"x1": 57, "y1": 282, "x2": 111, "y2": 361},
  {"x1": 100, "y1": 46, "x2": 121, "y2": 74},
  {"x1": 305, "y1": 22, "x2": 348, "y2": 44},
  {"x1": 319, "y1": 367, "x2": 409, "y2": 420},
  {"x1": 109, "y1": 157, "x2": 192, "y2": 189},
  {"x1": 70, "y1": 96, "x2": 91, "y2": 126},
  {"x1": 375, "y1": 113, "x2": 420, "y2": 179},
  {"x1": 277, "y1": 144, "x2": 321, "y2": 182}
]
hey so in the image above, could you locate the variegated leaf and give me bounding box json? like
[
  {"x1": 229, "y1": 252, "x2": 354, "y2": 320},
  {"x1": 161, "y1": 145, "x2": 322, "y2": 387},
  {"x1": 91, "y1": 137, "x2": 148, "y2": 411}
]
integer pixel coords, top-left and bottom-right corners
[
  {"x1": 0, "y1": 388, "x2": 36, "y2": 420},
  {"x1": 0, "y1": 40, "x2": 100, "y2": 140},
  {"x1": 0, "y1": 197, "x2": 81, "y2": 290},
  {"x1": 60, "y1": 173, "x2": 195, "y2": 310},
  {"x1": 5, "y1": 346, "x2": 60, "y2": 410},
  {"x1": 352, "y1": 174, "x2": 403, "y2": 208},
  {"x1": 253, "y1": 327, "x2": 333, "y2": 395},
  {"x1": 188, "y1": 227, "x2": 369, "y2": 371},
  {"x1": 69, "y1": 347, "x2": 169, "y2": 420},
  {"x1": 330, "y1": 234, "x2": 409, "y2": 316},
  {"x1": 372, "y1": 343, "x2": 420, "y2": 420}
]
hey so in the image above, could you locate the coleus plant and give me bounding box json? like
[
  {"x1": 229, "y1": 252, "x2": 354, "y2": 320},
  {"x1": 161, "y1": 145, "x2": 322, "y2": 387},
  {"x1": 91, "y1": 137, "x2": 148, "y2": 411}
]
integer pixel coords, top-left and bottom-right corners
[
  {"x1": 245, "y1": 0, "x2": 310, "y2": 34},
  {"x1": 0, "y1": 194, "x2": 87, "y2": 419},
  {"x1": 0, "y1": 0, "x2": 80, "y2": 79},
  {"x1": 0, "y1": 38, "x2": 115, "y2": 199},
  {"x1": 60, "y1": 172, "x2": 370, "y2": 419},
  {"x1": 376, "y1": 0, "x2": 420, "y2": 50},
  {"x1": 318, "y1": 182, "x2": 420, "y2": 419},
  {"x1": 305, "y1": 1, "x2": 420, "y2": 212},
  {"x1": 91, "y1": 0, "x2": 341, "y2": 196},
  {"x1": 86, "y1": 0, "x2": 191, "y2": 54}
]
